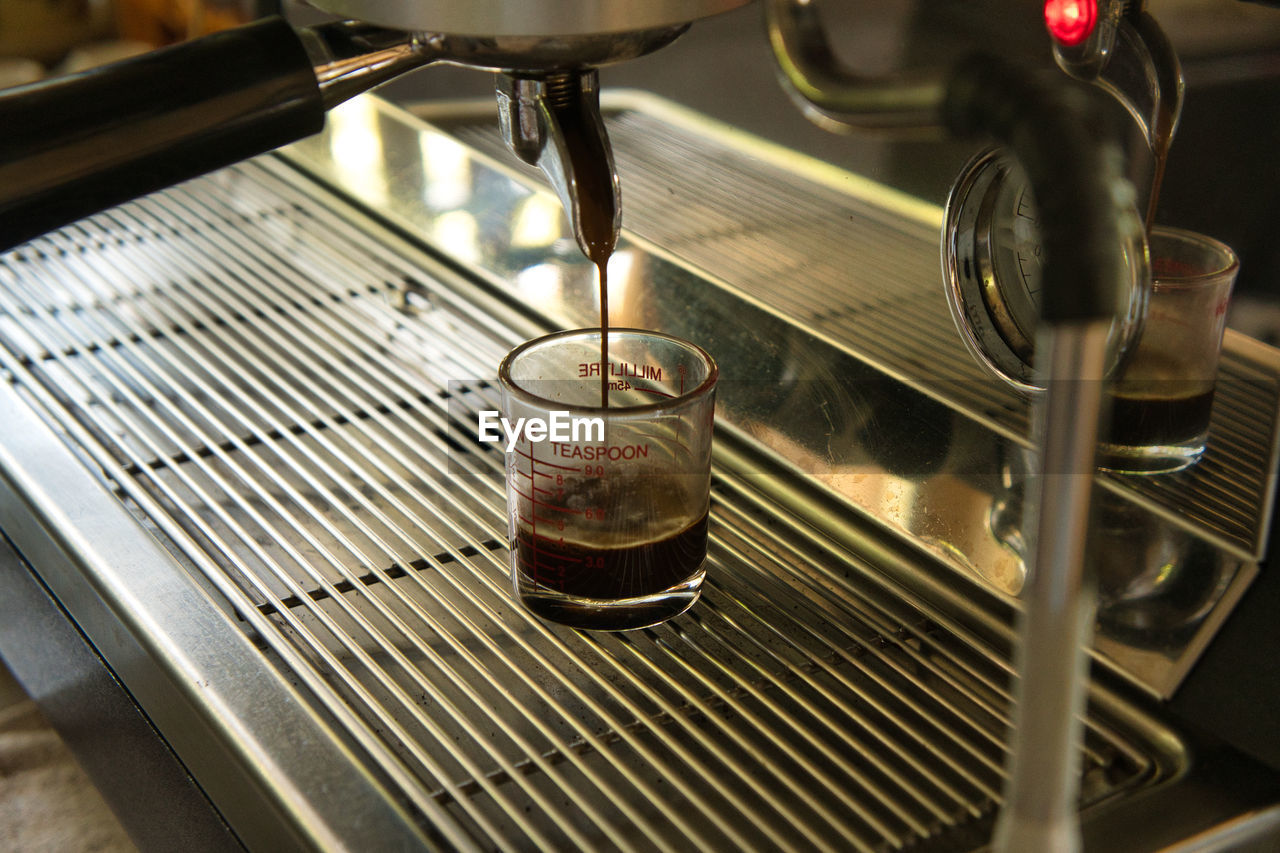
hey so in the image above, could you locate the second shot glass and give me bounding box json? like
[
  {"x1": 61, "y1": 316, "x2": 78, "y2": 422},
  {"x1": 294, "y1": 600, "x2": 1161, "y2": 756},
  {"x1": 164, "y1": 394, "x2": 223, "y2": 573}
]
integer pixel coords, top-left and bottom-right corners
[{"x1": 1099, "y1": 227, "x2": 1238, "y2": 474}]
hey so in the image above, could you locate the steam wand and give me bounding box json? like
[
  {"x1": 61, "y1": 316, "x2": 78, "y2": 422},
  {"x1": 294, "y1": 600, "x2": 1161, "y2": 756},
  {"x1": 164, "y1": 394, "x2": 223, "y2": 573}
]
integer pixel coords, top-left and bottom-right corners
[
  {"x1": 768, "y1": 3, "x2": 1131, "y2": 851},
  {"x1": 944, "y1": 61, "x2": 1131, "y2": 853}
]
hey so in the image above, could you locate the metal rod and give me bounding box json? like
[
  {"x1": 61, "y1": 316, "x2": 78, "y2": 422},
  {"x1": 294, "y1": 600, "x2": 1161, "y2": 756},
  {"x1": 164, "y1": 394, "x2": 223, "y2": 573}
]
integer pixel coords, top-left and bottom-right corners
[{"x1": 992, "y1": 321, "x2": 1110, "y2": 853}]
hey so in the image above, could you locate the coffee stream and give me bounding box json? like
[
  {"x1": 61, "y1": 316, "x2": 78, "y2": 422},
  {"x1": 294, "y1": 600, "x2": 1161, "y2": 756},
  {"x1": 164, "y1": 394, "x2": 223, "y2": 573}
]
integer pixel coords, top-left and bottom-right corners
[
  {"x1": 1145, "y1": 81, "x2": 1180, "y2": 236},
  {"x1": 597, "y1": 261, "x2": 609, "y2": 407},
  {"x1": 574, "y1": 179, "x2": 613, "y2": 410},
  {"x1": 579, "y1": 214, "x2": 612, "y2": 410},
  {"x1": 549, "y1": 89, "x2": 616, "y2": 409}
]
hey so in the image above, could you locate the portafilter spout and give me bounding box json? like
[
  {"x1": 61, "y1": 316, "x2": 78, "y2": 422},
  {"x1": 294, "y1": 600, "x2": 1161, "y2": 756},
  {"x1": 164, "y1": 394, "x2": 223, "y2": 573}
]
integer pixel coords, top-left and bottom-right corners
[
  {"x1": 497, "y1": 71, "x2": 619, "y2": 264},
  {"x1": 310, "y1": 23, "x2": 690, "y2": 262}
]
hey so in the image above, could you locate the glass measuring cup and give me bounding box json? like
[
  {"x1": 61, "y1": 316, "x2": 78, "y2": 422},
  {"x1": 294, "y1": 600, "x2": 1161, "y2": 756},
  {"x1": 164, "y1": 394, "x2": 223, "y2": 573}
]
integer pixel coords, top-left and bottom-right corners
[{"x1": 497, "y1": 328, "x2": 717, "y2": 630}]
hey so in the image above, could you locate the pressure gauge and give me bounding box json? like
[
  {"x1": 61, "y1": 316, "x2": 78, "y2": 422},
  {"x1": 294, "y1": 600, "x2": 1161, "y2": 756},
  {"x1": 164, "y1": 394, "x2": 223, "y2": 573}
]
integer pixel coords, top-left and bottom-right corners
[{"x1": 942, "y1": 147, "x2": 1150, "y2": 392}]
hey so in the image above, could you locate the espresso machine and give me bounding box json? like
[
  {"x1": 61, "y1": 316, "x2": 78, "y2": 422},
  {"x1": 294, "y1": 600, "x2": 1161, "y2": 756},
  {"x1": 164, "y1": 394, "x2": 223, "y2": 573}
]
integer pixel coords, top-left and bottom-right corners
[{"x1": 2, "y1": 1, "x2": 1280, "y2": 851}]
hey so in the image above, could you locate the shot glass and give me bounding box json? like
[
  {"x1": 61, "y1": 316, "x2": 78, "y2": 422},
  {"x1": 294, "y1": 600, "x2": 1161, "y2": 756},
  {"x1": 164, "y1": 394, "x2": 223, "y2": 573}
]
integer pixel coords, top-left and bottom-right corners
[
  {"x1": 496, "y1": 328, "x2": 717, "y2": 630},
  {"x1": 1098, "y1": 227, "x2": 1238, "y2": 474}
]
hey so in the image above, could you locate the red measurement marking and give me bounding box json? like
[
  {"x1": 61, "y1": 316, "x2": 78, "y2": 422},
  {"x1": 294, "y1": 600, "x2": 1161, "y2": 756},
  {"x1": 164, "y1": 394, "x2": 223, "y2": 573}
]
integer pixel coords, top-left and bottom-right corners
[
  {"x1": 513, "y1": 446, "x2": 578, "y2": 470},
  {"x1": 537, "y1": 458, "x2": 580, "y2": 471},
  {"x1": 539, "y1": 503, "x2": 583, "y2": 514},
  {"x1": 519, "y1": 541, "x2": 583, "y2": 563},
  {"x1": 529, "y1": 443, "x2": 537, "y2": 582}
]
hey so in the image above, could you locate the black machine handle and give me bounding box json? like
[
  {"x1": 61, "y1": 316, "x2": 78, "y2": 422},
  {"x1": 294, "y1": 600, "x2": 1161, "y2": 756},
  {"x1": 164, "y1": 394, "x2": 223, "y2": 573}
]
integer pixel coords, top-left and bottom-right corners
[{"x1": 0, "y1": 17, "x2": 325, "y2": 251}]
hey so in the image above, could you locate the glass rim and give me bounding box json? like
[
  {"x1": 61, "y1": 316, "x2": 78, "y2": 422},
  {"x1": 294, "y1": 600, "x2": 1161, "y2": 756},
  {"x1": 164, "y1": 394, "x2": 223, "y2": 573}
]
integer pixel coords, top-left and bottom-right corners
[
  {"x1": 1149, "y1": 225, "x2": 1239, "y2": 286},
  {"x1": 498, "y1": 327, "x2": 719, "y2": 415}
]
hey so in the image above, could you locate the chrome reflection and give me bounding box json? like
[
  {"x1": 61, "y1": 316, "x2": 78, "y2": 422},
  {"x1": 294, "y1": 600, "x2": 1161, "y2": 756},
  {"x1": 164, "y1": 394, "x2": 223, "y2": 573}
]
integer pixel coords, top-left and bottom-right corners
[
  {"x1": 420, "y1": 130, "x2": 474, "y2": 209},
  {"x1": 510, "y1": 193, "x2": 564, "y2": 249},
  {"x1": 1092, "y1": 492, "x2": 1236, "y2": 652},
  {"x1": 991, "y1": 452, "x2": 1239, "y2": 653},
  {"x1": 514, "y1": 262, "x2": 564, "y2": 304},
  {"x1": 328, "y1": 97, "x2": 389, "y2": 205},
  {"x1": 431, "y1": 210, "x2": 480, "y2": 264}
]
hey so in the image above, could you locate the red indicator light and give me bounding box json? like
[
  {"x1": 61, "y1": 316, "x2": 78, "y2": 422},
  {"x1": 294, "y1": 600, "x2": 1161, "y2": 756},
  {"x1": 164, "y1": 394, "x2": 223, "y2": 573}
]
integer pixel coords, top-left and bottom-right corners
[{"x1": 1044, "y1": 0, "x2": 1097, "y2": 46}]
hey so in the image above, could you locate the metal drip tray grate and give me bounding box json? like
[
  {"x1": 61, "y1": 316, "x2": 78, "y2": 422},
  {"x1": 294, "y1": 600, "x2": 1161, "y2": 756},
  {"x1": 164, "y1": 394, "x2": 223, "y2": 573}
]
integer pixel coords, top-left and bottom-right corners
[{"x1": 0, "y1": 160, "x2": 1164, "y2": 850}]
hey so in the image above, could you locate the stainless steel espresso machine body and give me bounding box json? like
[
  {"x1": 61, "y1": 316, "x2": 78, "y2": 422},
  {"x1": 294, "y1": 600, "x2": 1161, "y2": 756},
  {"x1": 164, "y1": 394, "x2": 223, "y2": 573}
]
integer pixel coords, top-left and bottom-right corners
[{"x1": 2, "y1": 1, "x2": 1280, "y2": 851}]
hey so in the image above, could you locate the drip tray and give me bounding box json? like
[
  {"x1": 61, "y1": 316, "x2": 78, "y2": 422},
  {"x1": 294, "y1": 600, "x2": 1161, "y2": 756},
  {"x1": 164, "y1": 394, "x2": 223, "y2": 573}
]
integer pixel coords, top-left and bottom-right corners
[{"x1": 0, "y1": 95, "x2": 1277, "y2": 851}]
